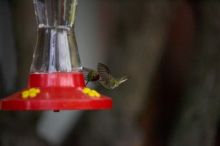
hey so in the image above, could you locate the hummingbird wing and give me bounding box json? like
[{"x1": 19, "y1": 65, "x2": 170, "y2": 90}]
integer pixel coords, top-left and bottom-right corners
[
  {"x1": 97, "y1": 63, "x2": 111, "y2": 80},
  {"x1": 97, "y1": 63, "x2": 113, "y2": 87},
  {"x1": 98, "y1": 63, "x2": 110, "y2": 74}
]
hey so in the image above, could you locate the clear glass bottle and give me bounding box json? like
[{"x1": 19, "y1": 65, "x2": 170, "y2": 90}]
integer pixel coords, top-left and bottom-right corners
[
  {"x1": 30, "y1": 0, "x2": 84, "y2": 87},
  {"x1": 31, "y1": 0, "x2": 81, "y2": 73}
]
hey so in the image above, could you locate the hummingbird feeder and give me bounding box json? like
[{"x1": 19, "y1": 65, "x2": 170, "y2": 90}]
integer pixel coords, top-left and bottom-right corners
[{"x1": 0, "y1": 0, "x2": 112, "y2": 111}]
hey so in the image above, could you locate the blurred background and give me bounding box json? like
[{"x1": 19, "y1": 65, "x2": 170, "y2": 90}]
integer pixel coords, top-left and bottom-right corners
[{"x1": 1, "y1": 0, "x2": 220, "y2": 146}]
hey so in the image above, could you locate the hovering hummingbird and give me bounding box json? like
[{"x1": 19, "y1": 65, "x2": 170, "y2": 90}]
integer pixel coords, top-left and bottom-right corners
[{"x1": 83, "y1": 63, "x2": 128, "y2": 89}]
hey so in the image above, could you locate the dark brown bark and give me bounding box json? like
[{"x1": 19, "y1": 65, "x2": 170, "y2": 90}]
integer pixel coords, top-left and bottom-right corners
[
  {"x1": 169, "y1": 1, "x2": 220, "y2": 146},
  {"x1": 141, "y1": 1, "x2": 195, "y2": 146}
]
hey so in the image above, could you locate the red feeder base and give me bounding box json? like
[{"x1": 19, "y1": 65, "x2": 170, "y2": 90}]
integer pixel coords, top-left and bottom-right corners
[
  {"x1": 0, "y1": 87, "x2": 112, "y2": 111},
  {"x1": 0, "y1": 72, "x2": 112, "y2": 111}
]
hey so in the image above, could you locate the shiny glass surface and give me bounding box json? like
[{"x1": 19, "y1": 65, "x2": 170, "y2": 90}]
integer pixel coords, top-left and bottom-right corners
[{"x1": 31, "y1": 0, "x2": 81, "y2": 73}]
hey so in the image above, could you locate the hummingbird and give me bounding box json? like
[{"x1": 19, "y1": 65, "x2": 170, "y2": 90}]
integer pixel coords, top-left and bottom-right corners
[{"x1": 83, "y1": 63, "x2": 128, "y2": 89}]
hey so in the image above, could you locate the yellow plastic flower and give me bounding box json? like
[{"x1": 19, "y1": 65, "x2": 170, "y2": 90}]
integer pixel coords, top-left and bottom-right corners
[
  {"x1": 82, "y1": 87, "x2": 101, "y2": 99},
  {"x1": 21, "y1": 88, "x2": 41, "y2": 99},
  {"x1": 22, "y1": 91, "x2": 30, "y2": 99}
]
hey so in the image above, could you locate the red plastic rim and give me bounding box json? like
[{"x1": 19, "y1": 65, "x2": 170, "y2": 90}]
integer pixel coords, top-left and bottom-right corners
[{"x1": 29, "y1": 72, "x2": 85, "y2": 88}]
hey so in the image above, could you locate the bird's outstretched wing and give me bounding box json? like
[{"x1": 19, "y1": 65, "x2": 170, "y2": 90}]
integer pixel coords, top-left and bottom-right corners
[
  {"x1": 97, "y1": 63, "x2": 112, "y2": 85},
  {"x1": 97, "y1": 63, "x2": 110, "y2": 73}
]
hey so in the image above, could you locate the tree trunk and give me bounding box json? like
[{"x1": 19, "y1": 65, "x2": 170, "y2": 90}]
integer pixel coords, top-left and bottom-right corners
[{"x1": 169, "y1": 1, "x2": 220, "y2": 146}]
